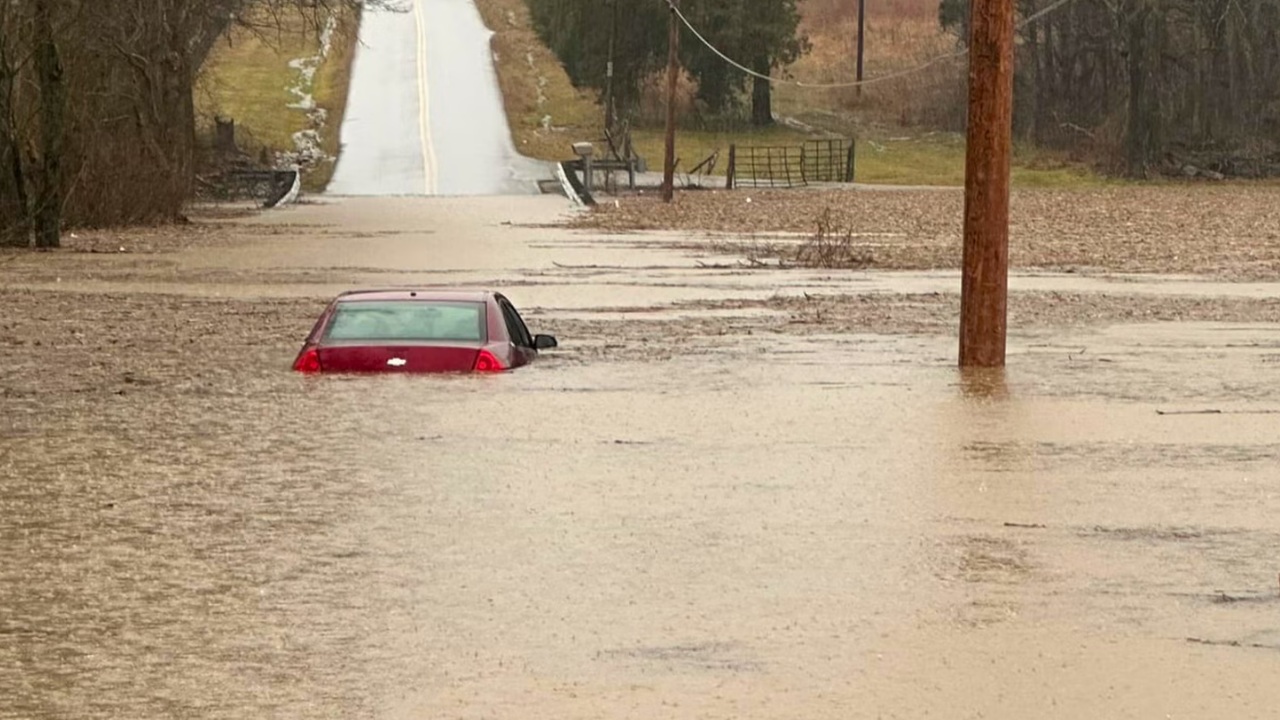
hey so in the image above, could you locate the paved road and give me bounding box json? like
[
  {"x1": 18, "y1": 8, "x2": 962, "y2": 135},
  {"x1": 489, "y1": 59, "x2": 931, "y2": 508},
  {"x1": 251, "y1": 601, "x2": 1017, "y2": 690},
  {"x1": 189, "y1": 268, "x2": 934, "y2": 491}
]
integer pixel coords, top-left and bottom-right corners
[{"x1": 327, "y1": 0, "x2": 546, "y2": 196}]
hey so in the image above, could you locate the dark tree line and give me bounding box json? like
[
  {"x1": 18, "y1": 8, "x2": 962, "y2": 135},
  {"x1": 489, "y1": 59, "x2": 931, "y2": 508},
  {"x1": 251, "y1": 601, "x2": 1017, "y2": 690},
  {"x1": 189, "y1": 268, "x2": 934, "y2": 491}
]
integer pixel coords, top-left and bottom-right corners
[
  {"x1": 0, "y1": 0, "x2": 355, "y2": 247},
  {"x1": 941, "y1": 0, "x2": 1280, "y2": 176},
  {"x1": 526, "y1": 0, "x2": 807, "y2": 128}
]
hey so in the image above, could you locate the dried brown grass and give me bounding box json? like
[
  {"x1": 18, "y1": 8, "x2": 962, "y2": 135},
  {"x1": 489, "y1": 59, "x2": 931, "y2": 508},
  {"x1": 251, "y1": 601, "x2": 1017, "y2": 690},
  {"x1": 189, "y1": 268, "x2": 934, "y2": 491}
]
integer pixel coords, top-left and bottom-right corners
[
  {"x1": 471, "y1": 0, "x2": 602, "y2": 160},
  {"x1": 794, "y1": 208, "x2": 876, "y2": 268},
  {"x1": 803, "y1": 0, "x2": 939, "y2": 25},
  {"x1": 778, "y1": 0, "x2": 964, "y2": 130}
]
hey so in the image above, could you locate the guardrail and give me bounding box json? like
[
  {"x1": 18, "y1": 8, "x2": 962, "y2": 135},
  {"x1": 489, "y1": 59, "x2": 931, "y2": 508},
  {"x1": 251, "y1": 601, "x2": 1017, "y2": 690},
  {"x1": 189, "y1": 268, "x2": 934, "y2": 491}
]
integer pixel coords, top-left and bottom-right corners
[{"x1": 222, "y1": 169, "x2": 300, "y2": 208}]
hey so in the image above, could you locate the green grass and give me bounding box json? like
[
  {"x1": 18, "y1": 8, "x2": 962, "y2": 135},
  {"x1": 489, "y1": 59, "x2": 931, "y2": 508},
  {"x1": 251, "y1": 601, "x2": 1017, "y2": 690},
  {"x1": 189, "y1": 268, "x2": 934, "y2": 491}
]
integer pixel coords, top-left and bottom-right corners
[
  {"x1": 854, "y1": 132, "x2": 1113, "y2": 188},
  {"x1": 196, "y1": 7, "x2": 358, "y2": 192},
  {"x1": 626, "y1": 126, "x2": 1111, "y2": 188}
]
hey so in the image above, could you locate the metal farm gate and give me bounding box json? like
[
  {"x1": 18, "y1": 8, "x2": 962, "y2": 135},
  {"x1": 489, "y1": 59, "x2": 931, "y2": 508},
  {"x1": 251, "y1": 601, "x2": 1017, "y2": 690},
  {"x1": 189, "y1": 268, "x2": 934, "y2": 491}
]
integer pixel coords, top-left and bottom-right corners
[
  {"x1": 728, "y1": 145, "x2": 807, "y2": 188},
  {"x1": 727, "y1": 138, "x2": 856, "y2": 189},
  {"x1": 802, "y1": 139, "x2": 856, "y2": 183}
]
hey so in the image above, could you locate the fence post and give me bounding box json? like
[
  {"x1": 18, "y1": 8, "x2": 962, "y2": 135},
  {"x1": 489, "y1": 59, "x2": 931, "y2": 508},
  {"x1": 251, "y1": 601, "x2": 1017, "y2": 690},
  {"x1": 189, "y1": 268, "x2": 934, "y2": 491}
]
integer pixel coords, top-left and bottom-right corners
[
  {"x1": 845, "y1": 140, "x2": 856, "y2": 183},
  {"x1": 726, "y1": 144, "x2": 736, "y2": 189},
  {"x1": 625, "y1": 132, "x2": 636, "y2": 189},
  {"x1": 215, "y1": 117, "x2": 237, "y2": 154}
]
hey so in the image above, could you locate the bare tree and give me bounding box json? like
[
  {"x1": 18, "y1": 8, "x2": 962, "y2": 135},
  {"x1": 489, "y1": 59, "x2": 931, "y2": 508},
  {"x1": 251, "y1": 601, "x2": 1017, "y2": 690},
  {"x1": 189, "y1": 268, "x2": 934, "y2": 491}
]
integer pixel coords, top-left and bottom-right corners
[
  {"x1": 942, "y1": 0, "x2": 1280, "y2": 176},
  {"x1": 33, "y1": 0, "x2": 66, "y2": 247},
  {"x1": 0, "y1": 0, "x2": 361, "y2": 247}
]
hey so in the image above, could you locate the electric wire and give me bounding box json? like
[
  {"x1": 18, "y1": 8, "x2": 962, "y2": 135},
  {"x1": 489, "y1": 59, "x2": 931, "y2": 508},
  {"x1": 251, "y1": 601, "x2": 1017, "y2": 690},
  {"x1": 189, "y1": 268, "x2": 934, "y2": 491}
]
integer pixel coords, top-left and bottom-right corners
[{"x1": 665, "y1": 0, "x2": 1078, "y2": 90}]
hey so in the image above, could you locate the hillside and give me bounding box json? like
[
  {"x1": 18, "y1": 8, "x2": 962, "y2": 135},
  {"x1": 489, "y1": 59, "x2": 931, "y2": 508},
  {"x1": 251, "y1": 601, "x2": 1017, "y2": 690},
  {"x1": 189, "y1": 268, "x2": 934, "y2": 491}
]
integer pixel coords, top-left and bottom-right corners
[{"x1": 474, "y1": 0, "x2": 1100, "y2": 187}]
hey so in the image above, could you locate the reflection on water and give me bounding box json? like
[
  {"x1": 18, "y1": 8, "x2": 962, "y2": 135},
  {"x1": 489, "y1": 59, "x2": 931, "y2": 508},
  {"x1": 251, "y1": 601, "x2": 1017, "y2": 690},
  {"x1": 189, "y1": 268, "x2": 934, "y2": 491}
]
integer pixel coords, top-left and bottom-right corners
[
  {"x1": 957, "y1": 366, "x2": 1010, "y2": 402},
  {"x1": 5, "y1": 326, "x2": 1280, "y2": 718}
]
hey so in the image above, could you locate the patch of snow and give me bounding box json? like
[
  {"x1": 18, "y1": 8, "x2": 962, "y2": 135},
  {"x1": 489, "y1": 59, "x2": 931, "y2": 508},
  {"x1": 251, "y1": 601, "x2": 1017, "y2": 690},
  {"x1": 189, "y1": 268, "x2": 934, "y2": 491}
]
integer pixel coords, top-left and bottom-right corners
[
  {"x1": 527, "y1": 54, "x2": 548, "y2": 107},
  {"x1": 374, "y1": 0, "x2": 413, "y2": 13},
  {"x1": 276, "y1": 14, "x2": 341, "y2": 179}
]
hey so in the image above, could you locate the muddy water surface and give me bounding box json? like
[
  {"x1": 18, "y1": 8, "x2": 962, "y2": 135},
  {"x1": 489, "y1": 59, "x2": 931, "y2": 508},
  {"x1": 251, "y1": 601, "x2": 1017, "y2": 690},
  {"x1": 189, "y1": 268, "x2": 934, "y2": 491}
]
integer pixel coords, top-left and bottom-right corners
[{"x1": 3, "y1": 197, "x2": 1280, "y2": 719}]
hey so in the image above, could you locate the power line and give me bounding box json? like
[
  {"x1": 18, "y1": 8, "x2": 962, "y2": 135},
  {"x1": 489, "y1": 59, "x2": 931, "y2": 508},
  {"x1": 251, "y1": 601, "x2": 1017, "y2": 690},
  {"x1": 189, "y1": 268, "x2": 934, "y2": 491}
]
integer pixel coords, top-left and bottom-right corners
[{"x1": 665, "y1": 0, "x2": 1078, "y2": 90}]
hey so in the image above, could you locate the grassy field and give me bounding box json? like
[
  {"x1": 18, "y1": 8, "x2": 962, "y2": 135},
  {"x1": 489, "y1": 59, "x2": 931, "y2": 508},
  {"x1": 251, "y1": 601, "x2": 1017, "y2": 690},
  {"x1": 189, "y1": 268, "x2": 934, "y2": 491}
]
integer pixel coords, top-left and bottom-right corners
[
  {"x1": 625, "y1": 127, "x2": 1108, "y2": 188},
  {"x1": 856, "y1": 134, "x2": 1115, "y2": 187},
  {"x1": 197, "y1": 6, "x2": 359, "y2": 192}
]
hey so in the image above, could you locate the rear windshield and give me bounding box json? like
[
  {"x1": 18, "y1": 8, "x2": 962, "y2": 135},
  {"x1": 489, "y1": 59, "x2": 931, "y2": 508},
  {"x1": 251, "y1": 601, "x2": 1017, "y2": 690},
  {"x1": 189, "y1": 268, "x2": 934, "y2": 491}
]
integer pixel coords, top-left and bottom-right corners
[{"x1": 324, "y1": 301, "x2": 486, "y2": 342}]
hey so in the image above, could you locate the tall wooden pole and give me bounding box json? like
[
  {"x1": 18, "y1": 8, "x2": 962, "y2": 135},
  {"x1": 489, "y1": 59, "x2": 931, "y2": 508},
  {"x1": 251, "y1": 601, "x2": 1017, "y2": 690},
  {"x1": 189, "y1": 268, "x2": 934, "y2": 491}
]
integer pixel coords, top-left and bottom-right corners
[
  {"x1": 855, "y1": 0, "x2": 866, "y2": 98},
  {"x1": 958, "y1": 0, "x2": 1015, "y2": 367},
  {"x1": 604, "y1": 0, "x2": 617, "y2": 133},
  {"x1": 661, "y1": 0, "x2": 680, "y2": 203}
]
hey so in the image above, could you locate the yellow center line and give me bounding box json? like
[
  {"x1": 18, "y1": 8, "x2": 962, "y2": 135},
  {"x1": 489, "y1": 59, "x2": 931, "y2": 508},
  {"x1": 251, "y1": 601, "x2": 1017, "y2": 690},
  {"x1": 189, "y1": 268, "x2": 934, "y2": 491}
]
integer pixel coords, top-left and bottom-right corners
[{"x1": 413, "y1": 0, "x2": 438, "y2": 195}]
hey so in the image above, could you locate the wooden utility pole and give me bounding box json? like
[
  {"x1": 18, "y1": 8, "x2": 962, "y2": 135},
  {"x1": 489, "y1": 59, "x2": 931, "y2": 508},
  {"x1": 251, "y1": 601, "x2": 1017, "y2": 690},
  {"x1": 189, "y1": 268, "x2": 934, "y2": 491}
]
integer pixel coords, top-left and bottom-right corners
[
  {"x1": 604, "y1": 0, "x2": 618, "y2": 133},
  {"x1": 855, "y1": 0, "x2": 866, "y2": 98},
  {"x1": 661, "y1": 0, "x2": 680, "y2": 202},
  {"x1": 958, "y1": 0, "x2": 1015, "y2": 367}
]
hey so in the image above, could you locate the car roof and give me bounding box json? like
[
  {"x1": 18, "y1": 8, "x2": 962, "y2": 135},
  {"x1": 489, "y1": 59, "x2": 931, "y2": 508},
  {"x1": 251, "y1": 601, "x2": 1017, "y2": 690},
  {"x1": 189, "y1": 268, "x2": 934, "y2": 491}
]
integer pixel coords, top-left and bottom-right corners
[{"x1": 335, "y1": 289, "x2": 496, "y2": 303}]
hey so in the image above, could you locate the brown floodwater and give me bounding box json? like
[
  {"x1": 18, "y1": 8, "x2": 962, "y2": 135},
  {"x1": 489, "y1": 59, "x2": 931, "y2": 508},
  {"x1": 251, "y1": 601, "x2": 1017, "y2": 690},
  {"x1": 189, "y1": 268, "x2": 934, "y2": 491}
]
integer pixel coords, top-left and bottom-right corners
[{"x1": 3, "y1": 197, "x2": 1280, "y2": 719}]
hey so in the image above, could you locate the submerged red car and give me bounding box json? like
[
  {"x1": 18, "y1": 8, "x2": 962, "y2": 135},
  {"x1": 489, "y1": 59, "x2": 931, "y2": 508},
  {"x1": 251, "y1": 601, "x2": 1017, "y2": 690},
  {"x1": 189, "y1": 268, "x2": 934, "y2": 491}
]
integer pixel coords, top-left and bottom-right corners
[{"x1": 292, "y1": 289, "x2": 557, "y2": 374}]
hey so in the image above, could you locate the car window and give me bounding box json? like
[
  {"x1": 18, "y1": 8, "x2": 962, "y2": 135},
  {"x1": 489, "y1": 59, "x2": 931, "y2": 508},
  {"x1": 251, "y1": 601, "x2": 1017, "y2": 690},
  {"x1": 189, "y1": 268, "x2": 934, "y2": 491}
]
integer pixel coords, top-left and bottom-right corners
[
  {"x1": 499, "y1": 299, "x2": 533, "y2": 348},
  {"x1": 324, "y1": 301, "x2": 486, "y2": 342}
]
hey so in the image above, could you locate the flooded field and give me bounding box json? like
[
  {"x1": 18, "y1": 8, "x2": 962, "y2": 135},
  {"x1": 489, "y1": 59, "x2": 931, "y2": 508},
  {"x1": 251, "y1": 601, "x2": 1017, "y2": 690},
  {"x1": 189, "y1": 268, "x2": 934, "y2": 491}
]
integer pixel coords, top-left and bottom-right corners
[
  {"x1": 3, "y1": 195, "x2": 1280, "y2": 718},
  {"x1": 573, "y1": 185, "x2": 1280, "y2": 280}
]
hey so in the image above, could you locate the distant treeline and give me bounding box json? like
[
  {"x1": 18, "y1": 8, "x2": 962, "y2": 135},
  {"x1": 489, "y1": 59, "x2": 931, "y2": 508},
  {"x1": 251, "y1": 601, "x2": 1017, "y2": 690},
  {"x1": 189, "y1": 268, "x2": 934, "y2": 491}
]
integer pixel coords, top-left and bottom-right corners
[
  {"x1": 526, "y1": 0, "x2": 806, "y2": 127},
  {"x1": 534, "y1": 0, "x2": 1280, "y2": 178},
  {"x1": 943, "y1": 0, "x2": 1280, "y2": 176},
  {"x1": 0, "y1": 0, "x2": 355, "y2": 247}
]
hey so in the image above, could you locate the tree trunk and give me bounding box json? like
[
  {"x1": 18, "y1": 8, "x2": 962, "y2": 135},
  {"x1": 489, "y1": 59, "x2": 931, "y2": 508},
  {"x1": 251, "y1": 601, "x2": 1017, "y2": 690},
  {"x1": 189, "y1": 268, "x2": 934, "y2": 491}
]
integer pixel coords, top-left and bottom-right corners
[
  {"x1": 1124, "y1": 4, "x2": 1155, "y2": 177},
  {"x1": 0, "y1": 26, "x2": 32, "y2": 246},
  {"x1": 1099, "y1": 16, "x2": 1112, "y2": 115},
  {"x1": 1208, "y1": 15, "x2": 1227, "y2": 140},
  {"x1": 2, "y1": 138, "x2": 31, "y2": 247},
  {"x1": 1029, "y1": 0, "x2": 1047, "y2": 145},
  {"x1": 1060, "y1": 11, "x2": 1075, "y2": 115},
  {"x1": 751, "y1": 54, "x2": 773, "y2": 127},
  {"x1": 167, "y1": 61, "x2": 197, "y2": 213},
  {"x1": 1192, "y1": 17, "x2": 1205, "y2": 140},
  {"x1": 33, "y1": 0, "x2": 64, "y2": 249},
  {"x1": 1044, "y1": 12, "x2": 1059, "y2": 143}
]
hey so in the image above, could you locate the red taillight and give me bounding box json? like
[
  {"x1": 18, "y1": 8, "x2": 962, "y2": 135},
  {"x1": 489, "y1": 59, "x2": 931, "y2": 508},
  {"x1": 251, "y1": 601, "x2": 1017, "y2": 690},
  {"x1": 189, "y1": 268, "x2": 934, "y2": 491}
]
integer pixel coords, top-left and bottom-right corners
[
  {"x1": 293, "y1": 347, "x2": 321, "y2": 373},
  {"x1": 473, "y1": 349, "x2": 504, "y2": 373}
]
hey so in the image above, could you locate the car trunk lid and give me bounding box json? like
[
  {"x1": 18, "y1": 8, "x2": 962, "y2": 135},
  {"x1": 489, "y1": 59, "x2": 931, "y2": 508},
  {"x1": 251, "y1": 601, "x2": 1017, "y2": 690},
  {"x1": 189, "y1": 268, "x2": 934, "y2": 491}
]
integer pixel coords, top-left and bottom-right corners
[{"x1": 317, "y1": 342, "x2": 480, "y2": 373}]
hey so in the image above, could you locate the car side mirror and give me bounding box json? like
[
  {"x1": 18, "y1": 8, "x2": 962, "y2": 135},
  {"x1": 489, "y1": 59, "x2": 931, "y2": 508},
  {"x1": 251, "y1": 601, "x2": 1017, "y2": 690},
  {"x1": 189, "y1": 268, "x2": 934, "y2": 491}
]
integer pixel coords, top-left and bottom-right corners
[{"x1": 533, "y1": 334, "x2": 558, "y2": 350}]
